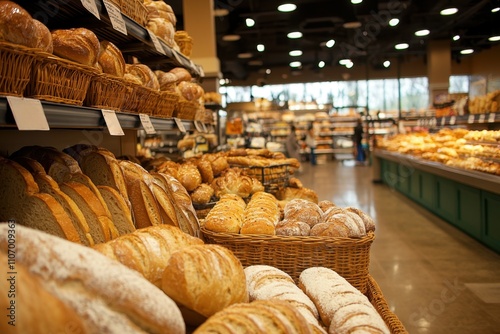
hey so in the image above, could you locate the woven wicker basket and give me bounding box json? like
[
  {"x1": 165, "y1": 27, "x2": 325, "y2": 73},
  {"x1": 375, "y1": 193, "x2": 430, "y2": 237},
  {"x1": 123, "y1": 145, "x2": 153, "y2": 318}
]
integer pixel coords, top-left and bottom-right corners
[
  {"x1": 121, "y1": 82, "x2": 157, "y2": 114},
  {"x1": 153, "y1": 91, "x2": 178, "y2": 118},
  {"x1": 201, "y1": 228, "x2": 374, "y2": 294},
  {"x1": 175, "y1": 100, "x2": 199, "y2": 120},
  {"x1": 0, "y1": 42, "x2": 37, "y2": 96},
  {"x1": 26, "y1": 53, "x2": 96, "y2": 105},
  {"x1": 84, "y1": 74, "x2": 128, "y2": 110},
  {"x1": 230, "y1": 163, "x2": 292, "y2": 194},
  {"x1": 367, "y1": 275, "x2": 409, "y2": 334}
]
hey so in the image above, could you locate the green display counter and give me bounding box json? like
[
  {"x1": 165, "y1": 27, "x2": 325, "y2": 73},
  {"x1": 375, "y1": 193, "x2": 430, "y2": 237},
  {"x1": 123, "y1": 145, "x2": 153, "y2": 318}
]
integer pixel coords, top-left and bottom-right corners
[{"x1": 373, "y1": 150, "x2": 500, "y2": 253}]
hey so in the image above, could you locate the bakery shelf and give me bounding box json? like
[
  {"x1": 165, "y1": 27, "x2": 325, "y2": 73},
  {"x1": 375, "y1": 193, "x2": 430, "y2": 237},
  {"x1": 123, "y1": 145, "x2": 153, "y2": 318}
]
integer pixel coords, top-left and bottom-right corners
[
  {"x1": 0, "y1": 96, "x2": 193, "y2": 132},
  {"x1": 401, "y1": 112, "x2": 500, "y2": 127},
  {"x1": 14, "y1": 0, "x2": 202, "y2": 77}
]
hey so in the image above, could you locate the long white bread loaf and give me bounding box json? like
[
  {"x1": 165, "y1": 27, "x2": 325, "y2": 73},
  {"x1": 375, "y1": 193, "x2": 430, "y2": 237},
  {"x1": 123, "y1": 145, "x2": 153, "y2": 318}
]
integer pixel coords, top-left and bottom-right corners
[
  {"x1": 193, "y1": 300, "x2": 314, "y2": 334},
  {"x1": 245, "y1": 265, "x2": 327, "y2": 334},
  {"x1": 0, "y1": 224, "x2": 185, "y2": 334},
  {"x1": 299, "y1": 267, "x2": 389, "y2": 334},
  {"x1": 161, "y1": 244, "x2": 248, "y2": 318}
]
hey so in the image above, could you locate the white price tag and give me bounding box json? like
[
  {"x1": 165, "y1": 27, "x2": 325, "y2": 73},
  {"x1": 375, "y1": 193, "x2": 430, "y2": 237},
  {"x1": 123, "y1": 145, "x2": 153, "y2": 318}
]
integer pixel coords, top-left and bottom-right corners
[
  {"x1": 478, "y1": 114, "x2": 485, "y2": 123},
  {"x1": 7, "y1": 96, "x2": 49, "y2": 131},
  {"x1": 174, "y1": 117, "x2": 186, "y2": 133},
  {"x1": 417, "y1": 119, "x2": 422, "y2": 127},
  {"x1": 431, "y1": 118, "x2": 437, "y2": 127},
  {"x1": 202, "y1": 122, "x2": 208, "y2": 133},
  {"x1": 101, "y1": 109, "x2": 124, "y2": 136},
  {"x1": 488, "y1": 113, "x2": 496, "y2": 123},
  {"x1": 194, "y1": 120, "x2": 204, "y2": 132},
  {"x1": 81, "y1": 0, "x2": 100, "y2": 19},
  {"x1": 172, "y1": 50, "x2": 184, "y2": 64},
  {"x1": 450, "y1": 116, "x2": 456, "y2": 125},
  {"x1": 468, "y1": 115, "x2": 475, "y2": 124},
  {"x1": 440, "y1": 117, "x2": 446, "y2": 126},
  {"x1": 139, "y1": 114, "x2": 156, "y2": 134},
  {"x1": 103, "y1": 0, "x2": 127, "y2": 35},
  {"x1": 147, "y1": 30, "x2": 166, "y2": 55}
]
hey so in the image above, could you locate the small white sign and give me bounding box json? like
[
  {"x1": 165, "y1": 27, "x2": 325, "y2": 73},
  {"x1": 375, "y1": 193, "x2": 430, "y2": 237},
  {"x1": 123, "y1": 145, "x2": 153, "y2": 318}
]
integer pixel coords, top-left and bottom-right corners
[
  {"x1": 174, "y1": 117, "x2": 186, "y2": 133},
  {"x1": 7, "y1": 96, "x2": 49, "y2": 131},
  {"x1": 440, "y1": 117, "x2": 446, "y2": 126},
  {"x1": 147, "y1": 30, "x2": 166, "y2": 55},
  {"x1": 202, "y1": 122, "x2": 208, "y2": 133},
  {"x1": 488, "y1": 113, "x2": 496, "y2": 123},
  {"x1": 172, "y1": 50, "x2": 184, "y2": 64},
  {"x1": 102, "y1": 109, "x2": 124, "y2": 136},
  {"x1": 478, "y1": 114, "x2": 485, "y2": 123},
  {"x1": 450, "y1": 116, "x2": 456, "y2": 125},
  {"x1": 102, "y1": 0, "x2": 127, "y2": 35},
  {"x1": 81, "y1": 0, "x2": 100, "y2": 19},
  {"x1": 194, "y1": 120, "x2": 204, "y2": 132},
  {"x1": 139, "y1": 113, "x2": 156, "y2": 134},
  {"x1": 468, "y1": 115, "x2": 475, "y2": 124}
]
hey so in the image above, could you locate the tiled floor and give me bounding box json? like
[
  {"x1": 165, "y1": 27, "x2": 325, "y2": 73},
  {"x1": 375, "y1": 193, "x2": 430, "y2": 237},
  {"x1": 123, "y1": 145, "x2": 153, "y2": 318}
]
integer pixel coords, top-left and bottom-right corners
[{"x1": 298, "y1": 159, "x2": 500, "y2": 334}]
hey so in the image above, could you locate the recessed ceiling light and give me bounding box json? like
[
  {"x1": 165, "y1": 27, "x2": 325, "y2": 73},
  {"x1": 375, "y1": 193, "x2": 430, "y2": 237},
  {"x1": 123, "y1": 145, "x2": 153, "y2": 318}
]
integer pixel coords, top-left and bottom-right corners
[
  {"x1": 214, "y1": 8, "x2": 229, "y2": 17},
  {"x1": 219, "y1": 78, "x2": 226, "y2": 85},
  {"x1": 289, "y1": 50, "x2": 302, "y2": 56},
  {"x1": 345, "y1": 61, "x2": 354, "y2": 68},
  {"x1": 248, "y1": 60, "x2": 263, "y2": 66},
  {"x1": 383, "y1": 60, "x2": 391, "y2": 68},
  {"x1": 415, "y1": 29, "x2": 430, "y2": 37},
  {"x1": 246, "y1": 18, "x2": 255, "y2": 27},
  {"x1": 351, "y1": 0, "x2": 362, "y2": 4},
  {"x1": 395, "y1": 43, "x2": 409, "y2": 50},
  {"x1": 287, "y1": 31, "x2": 303, "y2": 39},
  {"x1": 489, "y1": 35, "x2": 500, "y2": 42},
  {"x1": 492, "y1": 7, "x2": 500, "y2": 13},
  {"x1": 222, "y1": 34, "x2": 241, "y2": 41},
  {"x1": 257, "y1": 44, "x2": 265, "y2": 52},
  {"x1": 278, "y1": 3, "x2": 297, "y2": 12},
  {"x1": 339, "y1": 58, "x2": 351, "y2": 65},
  {"x1": 440, "y1": 8, "x2": 458, "y2": 15},
  {"x1": 290, "y1": 61, "x2": 302, "y2": 68},
  {"x1": 326, "y1": 39, "x2": 335, "y2": 48},
  {"x1": 318, "y1": 61, "x2": 325, "y2": 68},
  {"x1": 389, "y1": 18, "x2": 399, "y2": 27},
  {"x1": 453, "y1": 34, "x2": 460, "y2": 41},
  {"x1": 460, "y1": 49, "x2": 474, "y2": 55},
  {"x1": 238, "y1": 52, "x2": 253, "y2": 59},
  {"x1": 343, "y1": 21, "x2": 362, "y2": 29},
  {"x1": 266, "y1": 69, "x2": 271, "y2": 74}
]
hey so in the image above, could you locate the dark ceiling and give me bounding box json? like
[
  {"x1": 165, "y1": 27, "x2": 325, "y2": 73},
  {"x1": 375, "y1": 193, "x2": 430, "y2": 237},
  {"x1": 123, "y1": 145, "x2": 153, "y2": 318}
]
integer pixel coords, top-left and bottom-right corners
[{"x1": 170, "y1": 0, "x2": 499, "y2": 81}]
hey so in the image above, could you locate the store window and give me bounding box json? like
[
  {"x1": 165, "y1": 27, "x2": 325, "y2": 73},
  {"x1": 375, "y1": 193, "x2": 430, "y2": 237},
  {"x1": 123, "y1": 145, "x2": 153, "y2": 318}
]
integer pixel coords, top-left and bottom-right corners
[
  {"x1": 400, "y1": 77, "x2": 429, "y2": 112},
  {"x1": 449, "y1": 75, "x2": 469, "y2": 93}
]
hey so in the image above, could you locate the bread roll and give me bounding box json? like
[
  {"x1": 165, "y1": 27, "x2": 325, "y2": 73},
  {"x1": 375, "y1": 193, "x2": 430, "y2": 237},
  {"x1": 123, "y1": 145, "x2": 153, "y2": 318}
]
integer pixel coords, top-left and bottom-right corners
[
  {"x1": 275, "y1": 186, "x2": 319, "y2": 204},
  {"x1": 147, "y1": 17, "x2": 175, "y2": 46},
  {"x1": 52, "y1": 28, "x2": 100, "y2": 66},
  {"x1": 345, "y1": 206, "x2": 376, "y2": 232},
  {"x1": 0, "y1": 225, "x2": 186, "y2": 334},
  {"x1": 0, "y1": 1, "x2": 37, "y2": 48},
  {"x1": 98, "y1": 40, "x2": 126, "y2": 77},
  {"x1": 161, "y1": 244, "x2": 248, "y2": 318},
  {"x1": 32, "y1": 19, "x2": 53, "y2": 53},
  {"x1": 178, "y1": 81, "x2": 204, "y2": 101},
  {"x1": 212, "y1": 168, "x2": 253, "y2": 199},
  {"x1": 145, "y1": 0, "x2": 177, "y2": 25},
  {"x1": 190, "y1": 183, "x2": 214, "y2": 205},
  {"x1": 155, "y1": 70, "x2": 177, "y2": 91},
  {"x1": 177, "y1": 163, "x2": 202, "y2": 192},
  {"x1": 318, "y1": 200, "x2": 336, "y2": 212},
  {"x1": 310, "y1": 221, "x2": 349, "y2": 237},
  {"x1": 169, "y1": 67, "x2": 192, "y2": 82},
  {"x1": 197, "y1": 158, "x2": 214, "y2": 184},
  {"x1": 125, "y1": 64, "x2": 160, "y2": 90},
  {"x1": 299, "y1": 267, "x2": 389, "y2": 334},
  {"x1": 276, "y1": 219, "x2": 311, "y2": 236},
  {"x1": 284, "y1": 199, "x2": 323, "y2": 228},
  {"x1": 204, "y1": 193, "x2": 246, "y2": 233}
]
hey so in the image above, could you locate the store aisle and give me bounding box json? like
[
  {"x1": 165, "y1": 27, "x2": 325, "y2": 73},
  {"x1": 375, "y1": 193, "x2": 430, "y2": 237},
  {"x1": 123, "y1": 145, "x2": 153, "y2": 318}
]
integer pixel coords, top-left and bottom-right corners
[{"x1": 299, "y1": 160, "x2": 500, "y2": 334}]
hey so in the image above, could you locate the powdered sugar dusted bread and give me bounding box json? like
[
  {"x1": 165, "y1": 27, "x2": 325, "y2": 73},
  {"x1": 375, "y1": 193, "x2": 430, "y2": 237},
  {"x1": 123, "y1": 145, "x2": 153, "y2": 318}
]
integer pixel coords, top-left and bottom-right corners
[
  {"x1": 0, "y1": 224, "x2": 185, "y2": 334},
  {"x1": 299, "y1": 267, "x2": 389, "y2": 334}
]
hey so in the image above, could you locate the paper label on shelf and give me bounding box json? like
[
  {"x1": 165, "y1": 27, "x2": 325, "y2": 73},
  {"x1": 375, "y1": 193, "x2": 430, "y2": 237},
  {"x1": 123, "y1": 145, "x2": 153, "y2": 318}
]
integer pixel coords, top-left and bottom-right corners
[
  {"x1": 468, "y1": 115, "x2": 475, "y2": 124},
  {"x1": 198, "y1": 65, "x2": 205, "y2": 77},
  {"x1": 488, "y1": 113, "x2": 496, "y2": 123},
  {"x1": 174, "y1": 118, "x2": 186, "y2": 133},
  {"x1": 202, "y1": 123, "x2": 208, "y2": 133},
  {"x1": 7, "y1": 96, "x2": 49, "y2": 131},
  {"x1": 417, "y1": 119, "x2": 422, "y2": 127},
  {"x1": 81, "y1": 0, "x2": 100, "y2": 19},
  {"x1": 103, "y1": 0, "x2": 127, "y2": 35},
  {"x1": 147, "y1": 30, "x2": 166, "y2": 55},
  {"x1": 194, "y1": 120, "x2": 204, "y2": 132},
  {"x1": 172, "y1": 50, "x2": 183, "y2": 64},
  {"x1": 440, "y1": 117, "x2": 446, "y2": 126},
  {"x1": 450, "y1": 116, "x2": 456, "y2": 125},
  {"x1": 102, "y1": 109, "x2": 124, "y2": 136},
  {"x1": 478, "y1": 114, "x2": 485, "y2": 123},
  {"x1": 139, "y1": 114, "x2": 156, "y2": 134}
]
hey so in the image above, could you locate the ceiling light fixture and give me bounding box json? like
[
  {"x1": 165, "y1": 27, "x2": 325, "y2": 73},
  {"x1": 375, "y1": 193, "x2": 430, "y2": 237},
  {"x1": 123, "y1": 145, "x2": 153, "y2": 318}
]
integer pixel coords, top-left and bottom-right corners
[
  {"x1": 440, "y1": 8, "x2": 458, "y2": 15},
  {"x1": 219, "y1": 78, "x2": 226, "y2": 85},
  {"x1": 266, "y1": 69, "x2": 271, "y2": 74},
  {"x1": 246, "y1": 18, "x2": 255, "y2": 27},
  {"x1": 339, "y1": 58, "x2": 351, "y2": 65},
  {"x1": 383, "y1": 60, "x2": 391, "y2": 68},
  {"x1": 453, "y1": 34, "x2": 460, "y2": 41},
  {"x1": 351, "y1": 0, "x2": 362, "y2": 4},
  {"x1": 492, "y1": 7, "x2": 500, "y2": 13},
  {"x1": 489, "y1": 35, "x2": 500, "y2": 42},
  {"x1": 290, "y1": 61, "x2": 302, "y2": 68},
  {"x1": 389, "y1": 18, "x2": 399, "y2": 27},
  {"x1": 326, "y1": 39, "x2": 335, "y2": 48},
  {"x1": 395, "y1": 43, "x2": 409, "y2": 50},
  {"x1": 238, "y1": 52, "x2": 253, "y2": 59},
  {"x1": 222, "y1": 34, "x2": 241, "y2": 41},
  {"x1": 289, "y1": 50, "x2": 303, "y2": 56},
  {"x1": 318, "y1": 61, "x2": 325, "y2": 68},
  {"x1": 345, "y1": 61, "x2": 354, "y2": 68},
  {"x1": 278, "y1": 3, "x2": 297, "y2": 12},
  {"x1": 460, "y1": 49, "x2": 474, "y2": 55},
  {"x1": 415, "y1": 29, "x2": 430, "y2": 37},
  {"x1": 287, "y1": 31, "x2": 303, "y2": 39},
  {"x1": 343, "y1": 21, "x2": 362, "y2": 29},
  {"x1": 257, "y1": 44, "x2": 265, "y2": 52}
]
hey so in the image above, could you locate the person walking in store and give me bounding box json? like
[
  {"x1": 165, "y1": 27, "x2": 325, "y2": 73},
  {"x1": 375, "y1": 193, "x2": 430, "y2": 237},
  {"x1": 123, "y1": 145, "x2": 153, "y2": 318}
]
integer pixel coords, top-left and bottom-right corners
[
  {"x1": 305, "y1": 124, "x2": 317, "y2": 166},
  {"x1": 353, "y1": 118, "x2": 365, "y2": 164},
  {"x1": 286, "y1": 125, "x2": 303, "y2": 172}
]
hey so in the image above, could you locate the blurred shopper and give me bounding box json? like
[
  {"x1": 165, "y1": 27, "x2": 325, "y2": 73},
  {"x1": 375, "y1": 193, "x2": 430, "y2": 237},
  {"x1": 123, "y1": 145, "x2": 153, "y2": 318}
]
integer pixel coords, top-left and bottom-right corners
[
  {"x1": 353, "y1": 119, "x2": 365, "y2": 163},
  {"x1": 305, "y1": 124, "x2": 317, "y2": 166}
]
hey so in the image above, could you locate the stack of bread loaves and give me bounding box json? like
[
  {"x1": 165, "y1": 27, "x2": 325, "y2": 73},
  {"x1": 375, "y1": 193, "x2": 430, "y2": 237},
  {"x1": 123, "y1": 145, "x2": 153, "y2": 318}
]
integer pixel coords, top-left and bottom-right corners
[{"x1": 144, "y1": 0, "x2": 177, "y2": 47}]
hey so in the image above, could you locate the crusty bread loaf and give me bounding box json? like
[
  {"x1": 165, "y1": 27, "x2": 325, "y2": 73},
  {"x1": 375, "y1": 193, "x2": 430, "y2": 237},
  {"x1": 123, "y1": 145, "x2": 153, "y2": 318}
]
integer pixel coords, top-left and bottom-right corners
[
  {"x1": 203, "y1": 194, "x2": 246, "y2": 233},
  {"x1": 52, "y1": 28, "x2": 100, "y2": 66},
  {"x1": 318, "y1": 200, "x2": 337, "y2": 212},
  {"x1": 97, "y1": 185, "x2": 135, "y2": 236},
  {"x1": 145, "y1": 0, "x2": 177, "y2": 25},
  {"x1": 161, "y1": 244, "x2": 248, "y2": 319},
  {"x1": 240, "y1": 191, "x2": 280, "y2": 235},
  {"x1": 178, "y1": 81, "x2": 204, "y2": 101},
  {"x1": 32, "y1": 19, "x2": 53, "y2": 53},
  {"x1": 196, "y1": 158, "x2": 214, "y2": 183},
  {"x1": 169, "y1": 67, "x2": 192, "y2": 82},
  {"x1": 0, "y1": 250, "x2": 87, "y2": 334},
  {"x1": 190, "y1": 183, "x2": 214, "y2": 205},
  {"x1": 177, "y1": 163, "x2": 202, "y2": 192},
  {"x1": 147, "y1": 17, "x2": 175, "y2": 46},
  {"x1": 0, "y1": 158, "x2": 81, "y2": 244},
  {"x1": 299, "y1": 267, "x2": 389, "y2": 334},
  {"x1": 275, "y1": 186, "x2": 319, "y2": 204},
  {"x1": 211, "y1": 168, "x2": 253, "y2": 199},
  {"x1": 125, "y1": 63, "x2": 160, "y2": 90},
  {"x1": 245, "y1": 265, "x2": 326, "y2": 333},
  {"x1": 345, "y1": 206, "x2": 376, "y2": 232},
  {"x1": 310, "y1": 221, "x2": 350, "y2": 237},
  {"x1": 276, "y1": 219, "x2": 311, "y2": 236},
  {"x1": 0, "y1": 1, "x2": 38, "y2": 48},
  {"x1": 283, "y1": 199, "x2": 323, "y2": 228},
  {"x1": 151, "y1": 180, "x2": 177, "y2": 226},
  {"x1": 0, "y1": 224, "x2": 186, "y2": 333},
  {"x1": 154, "y1": 70, "x2": 177, "y2": 91},
  {"x1": 98, "y1": 40, "x2": 125, "y2": 77},
  {"x1": 193, "y1": 299, "x2": 314, "y2": 334}
]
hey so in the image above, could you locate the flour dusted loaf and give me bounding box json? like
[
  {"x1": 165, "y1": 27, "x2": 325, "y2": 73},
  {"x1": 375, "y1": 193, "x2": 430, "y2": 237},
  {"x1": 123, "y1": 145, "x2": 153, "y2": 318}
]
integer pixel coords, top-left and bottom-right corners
[
  {"x1": 0, "y1": 224, "x2": 185, "y2": 334},
  {"x1": 203, "y1": 193, "x2": 246, "y2": 233},
  {"x1": 299, "y1": 267, "x2": 389, "y2": 334}
]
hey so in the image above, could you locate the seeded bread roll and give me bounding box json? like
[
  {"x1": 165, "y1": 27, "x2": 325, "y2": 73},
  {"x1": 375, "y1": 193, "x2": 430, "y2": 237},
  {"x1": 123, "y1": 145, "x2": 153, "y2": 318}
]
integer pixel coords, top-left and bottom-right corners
[
  {"x1": 240, "y1": 191, "x2": 280, "y2": 235},
  {"x1": 52, "y1": 28, "x2": 100, "y2": 66},
  {"x1": 190, "y1": 183, "x2": 214, "y2": 205},
  {"x1": 203, "y1": 194, "x2": 246, "y2": 233}
]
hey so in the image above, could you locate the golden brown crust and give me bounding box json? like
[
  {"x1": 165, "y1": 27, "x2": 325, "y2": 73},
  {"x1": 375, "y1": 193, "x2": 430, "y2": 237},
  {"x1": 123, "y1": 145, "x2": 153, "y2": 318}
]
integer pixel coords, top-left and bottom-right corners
[
  {"x1": 190, "y1": 183, "x2": 214, "y2": 205},
  {"x1": 52, "y1": 28, "x2": 100, "y2": 66},
  {"x1": 169, "y1": 67, "x2": 192, "y2": 82},
  {"x1": 203, "y1": 194, "x2": 246, "y2": 233},
  {"x1": 177, "y1": 163, "x2": 202, "y2": 192},
  {"x1": 0, "y1": 1, "x2": 38, "y2": 48},
  {"x1": 275, "y1": 187, "x2": 319, "y2": 204},
  {"x1": 125, "y1": 64, "x2": 160, "y2": 90},
  {"x1": 155, "y1": 70, "x2": 178, "y2": 91},
  {"x1": 98, "y1": 40, "x2": 126, "y2": 77},
  {"x1": 32, "y1": 19, "x2": 53, "y2": 53}
]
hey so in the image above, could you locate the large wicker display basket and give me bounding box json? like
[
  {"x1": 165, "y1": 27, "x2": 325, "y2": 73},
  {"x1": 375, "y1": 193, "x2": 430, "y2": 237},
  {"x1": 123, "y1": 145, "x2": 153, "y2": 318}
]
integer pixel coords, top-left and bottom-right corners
[
  {"x1": 231, "y1": 163, "x2": 292, "y2": 194},
  {"x1": 201, "y1": 228, "x2": 374, "y2": 294},
  {"x1": 84, "y1": 74, "x2": 128, "y2": 110},
  {"x1": 174, "y1": 100, "x2": 199, "y2": 120},
  {"x1": 153, "y1": 91, "x2": 178, "y2": 118},
  {"x1": 0, "y1": 42, "x2": 38, "y2": 96}
]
